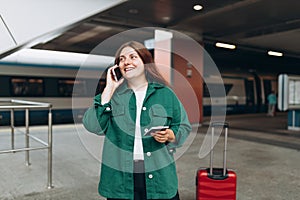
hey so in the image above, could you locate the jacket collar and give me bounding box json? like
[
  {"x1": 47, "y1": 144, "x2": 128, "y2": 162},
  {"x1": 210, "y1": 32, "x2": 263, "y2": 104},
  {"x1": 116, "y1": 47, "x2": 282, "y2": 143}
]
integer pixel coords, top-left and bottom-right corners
[{"x1": 116, "y1": 81, "x2": 164, "y2": 95}]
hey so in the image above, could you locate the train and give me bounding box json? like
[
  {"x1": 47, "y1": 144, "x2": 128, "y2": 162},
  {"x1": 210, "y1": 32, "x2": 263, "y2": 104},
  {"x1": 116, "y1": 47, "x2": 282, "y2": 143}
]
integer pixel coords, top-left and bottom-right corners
[
  {"x1": 203, "y1": 72, "x2": 278, "y2": 116},
  {"x1": 0, "y1": 59, "x2": 278, "y2": 126},
  {"x1": 0, "y1": 51, "x2": 113, "y2": 125}
]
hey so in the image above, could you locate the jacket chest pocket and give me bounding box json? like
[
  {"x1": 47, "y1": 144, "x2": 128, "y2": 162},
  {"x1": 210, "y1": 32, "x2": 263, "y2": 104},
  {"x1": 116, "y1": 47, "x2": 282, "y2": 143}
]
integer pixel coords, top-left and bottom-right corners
[
  {"x1": 112, "y1": 106, "x2": 134, "y2": 132},
  {"x1": 149, "y1": 105, "x2": 172, "y2": 126},
  {"x1": 112, "y1": 105, "x2": 126, "y2": 117}
]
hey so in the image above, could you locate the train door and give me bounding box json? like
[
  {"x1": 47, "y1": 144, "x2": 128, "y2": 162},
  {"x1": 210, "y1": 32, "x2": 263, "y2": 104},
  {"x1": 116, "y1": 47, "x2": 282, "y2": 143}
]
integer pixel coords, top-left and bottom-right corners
[
  {"x1": 244, "y1": 79, "x2": 255, "y2": 112},
  {"x1": 263, "y1": 80, "x2": 272, "y2": 103},
  {"x1": 263, "y1": 79, "x2": 278, "y2": 112},
  {"x1": 262, "y1": 79, "x2": 272, "y2": 112}
]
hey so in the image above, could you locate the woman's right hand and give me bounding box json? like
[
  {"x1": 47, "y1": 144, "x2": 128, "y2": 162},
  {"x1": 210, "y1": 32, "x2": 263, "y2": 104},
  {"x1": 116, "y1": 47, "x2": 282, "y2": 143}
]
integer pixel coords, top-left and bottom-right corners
[{"x1": 101, "y1": 65, "x2": 124, "y2": 105}]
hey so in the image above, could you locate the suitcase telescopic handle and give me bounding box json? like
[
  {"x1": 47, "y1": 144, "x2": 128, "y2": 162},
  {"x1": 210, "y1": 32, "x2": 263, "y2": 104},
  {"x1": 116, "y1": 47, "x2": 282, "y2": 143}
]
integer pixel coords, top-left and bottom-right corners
[{"x1": 210, "y1": 122, "x2": 229, "y2": 177}]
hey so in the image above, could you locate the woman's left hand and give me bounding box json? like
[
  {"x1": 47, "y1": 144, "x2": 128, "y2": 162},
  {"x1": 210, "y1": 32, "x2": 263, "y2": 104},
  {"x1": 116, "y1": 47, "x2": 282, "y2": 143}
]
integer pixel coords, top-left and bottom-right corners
[{"x1": 152, "y1": 129, "x2": 175, "y2": 143}]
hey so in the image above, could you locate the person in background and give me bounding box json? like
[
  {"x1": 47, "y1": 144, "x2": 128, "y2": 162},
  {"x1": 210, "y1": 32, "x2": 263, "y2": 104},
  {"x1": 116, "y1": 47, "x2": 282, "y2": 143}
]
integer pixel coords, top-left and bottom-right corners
[
  {"x1": 267, "y1": 90, "x2": 277, "y2": 117},
  {"x1": 82, "y1": 41, "x2": 192, "y2": 200}
]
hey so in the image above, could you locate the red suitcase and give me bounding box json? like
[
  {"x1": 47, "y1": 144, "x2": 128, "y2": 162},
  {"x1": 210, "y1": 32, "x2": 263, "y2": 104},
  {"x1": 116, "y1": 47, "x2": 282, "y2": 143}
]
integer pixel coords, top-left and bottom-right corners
[{"x1": 196, "y1": 122, "x2": 237, "y2": 200}]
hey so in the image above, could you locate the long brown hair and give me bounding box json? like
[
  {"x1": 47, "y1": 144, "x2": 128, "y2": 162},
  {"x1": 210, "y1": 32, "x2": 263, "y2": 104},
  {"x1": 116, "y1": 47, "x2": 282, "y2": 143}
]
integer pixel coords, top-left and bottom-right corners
[{"x1": 114, "y1": 41, "x2": 170, "y2": 86}]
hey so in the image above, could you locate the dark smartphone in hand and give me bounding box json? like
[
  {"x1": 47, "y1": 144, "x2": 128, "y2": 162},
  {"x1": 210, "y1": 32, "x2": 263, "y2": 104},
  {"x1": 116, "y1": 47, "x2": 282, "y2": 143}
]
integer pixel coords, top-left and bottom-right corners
[
  {"x1": 111, "y1": 67, "x2": 123, "y2": 82},
  {"x1": 144, "y1": 126, "x2": 169, "y2": 136}
]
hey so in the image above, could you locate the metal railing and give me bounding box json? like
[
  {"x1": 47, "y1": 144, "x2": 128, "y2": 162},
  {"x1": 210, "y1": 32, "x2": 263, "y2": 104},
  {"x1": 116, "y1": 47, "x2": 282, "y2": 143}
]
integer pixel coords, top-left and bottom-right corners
[{"x1": 0, "y1": 99, "x2": 53, "y2": 189}]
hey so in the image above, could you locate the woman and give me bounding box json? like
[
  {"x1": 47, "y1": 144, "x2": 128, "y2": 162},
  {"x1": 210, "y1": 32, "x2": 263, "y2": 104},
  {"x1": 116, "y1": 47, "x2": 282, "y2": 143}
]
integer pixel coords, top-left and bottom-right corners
[{"x1": 83, "y1": 41, "x2": 191, "y2": 200}]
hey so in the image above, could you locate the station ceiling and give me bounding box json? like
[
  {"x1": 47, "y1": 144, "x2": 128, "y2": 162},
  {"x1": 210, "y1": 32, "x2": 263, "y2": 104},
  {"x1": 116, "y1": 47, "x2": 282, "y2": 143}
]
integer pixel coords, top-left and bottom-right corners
[{"x1": 24, "y1": 0, "x2": 300, "y2": 73}]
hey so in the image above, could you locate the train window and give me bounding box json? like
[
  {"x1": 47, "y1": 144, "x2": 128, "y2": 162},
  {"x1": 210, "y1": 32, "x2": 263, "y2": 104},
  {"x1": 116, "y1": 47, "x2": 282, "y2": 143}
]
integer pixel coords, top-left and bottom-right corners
[
  {"x1": 58, "y1": 79, "x2": 87, "y2": 97},
  {"x1": 10, "y1": 77, "x2": 44, "y2": 96},
  {"x1": 203, "y1": 83, "x2": 233, "y2": 97}
]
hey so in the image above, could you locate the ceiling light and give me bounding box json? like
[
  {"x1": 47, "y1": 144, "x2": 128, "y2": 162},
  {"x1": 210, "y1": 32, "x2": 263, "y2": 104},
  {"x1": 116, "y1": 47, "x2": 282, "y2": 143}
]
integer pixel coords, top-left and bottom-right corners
[
  {"x1": 162, "y1": 16, "x2": 170, "y2": 21},
  {"x1": 215, "y1": 42, "x2": 236, "y2": 49},
  {"x1": 128, "y1": 9, "x2": 138, "y2": 14},
  {"x1": 193, "y1": 4, "x2": 203, "y2": 11},
  {"x1": 268, "y1": 51, "x2": 283, "y2": 57}
]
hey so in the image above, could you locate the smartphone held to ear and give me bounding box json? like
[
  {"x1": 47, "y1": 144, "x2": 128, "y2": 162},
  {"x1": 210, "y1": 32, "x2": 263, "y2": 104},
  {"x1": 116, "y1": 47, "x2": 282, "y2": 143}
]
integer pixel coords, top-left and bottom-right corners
[{"x1": 111, "y1": 67, "x2": 123, "y2": 81}]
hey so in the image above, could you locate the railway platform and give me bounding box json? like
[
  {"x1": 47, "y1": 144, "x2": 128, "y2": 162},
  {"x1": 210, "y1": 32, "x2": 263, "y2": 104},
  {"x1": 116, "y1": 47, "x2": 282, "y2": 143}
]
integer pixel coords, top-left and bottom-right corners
[{"x1": 0, "y1": 112, "x2": 299, "y2": 200}]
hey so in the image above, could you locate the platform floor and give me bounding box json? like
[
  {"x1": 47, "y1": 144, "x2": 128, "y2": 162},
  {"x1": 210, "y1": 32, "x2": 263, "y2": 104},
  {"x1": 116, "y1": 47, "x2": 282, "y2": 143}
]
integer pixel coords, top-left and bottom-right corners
[{"x1": 0, "y1": 112, "x2": 299, "y2": 200}]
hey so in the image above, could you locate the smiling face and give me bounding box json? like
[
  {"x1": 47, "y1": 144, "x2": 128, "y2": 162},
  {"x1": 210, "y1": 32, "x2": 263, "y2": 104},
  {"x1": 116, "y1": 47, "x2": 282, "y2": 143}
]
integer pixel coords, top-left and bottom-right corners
[
  {"x1": 118, "y1": 46, "x2": 146, "y2": 81},
  {"x1": 114, "y1": 41, "x2": 169, "y2": 87}
]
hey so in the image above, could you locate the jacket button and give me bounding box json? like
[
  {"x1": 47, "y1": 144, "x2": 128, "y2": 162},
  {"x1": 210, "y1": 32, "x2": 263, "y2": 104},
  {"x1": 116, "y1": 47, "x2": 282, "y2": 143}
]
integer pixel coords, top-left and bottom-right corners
[
  {"x1": 146, "y1": 152, "x2": 151, "y2": 157},
  {"x1": 142, "y1": 106, "x2": 147, "y2": 111},
  {"x1": 144, "y1": 128, "x2": 149, "y2": 133},
  {"x1": 148, "y1": 174, "x2": 153, "y2": 179}
]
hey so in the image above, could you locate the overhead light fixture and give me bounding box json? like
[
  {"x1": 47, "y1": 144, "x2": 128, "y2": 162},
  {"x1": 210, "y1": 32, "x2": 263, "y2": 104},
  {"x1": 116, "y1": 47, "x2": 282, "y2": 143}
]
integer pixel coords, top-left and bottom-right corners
[
  {"x1": 215, "y1": 42, "x2": 236, "y2": 49},
  {"x1": 268, "y1": 51, "x2": 283, "y2": 57},
  {"x1": 128, "y1": 9, "x2": 138, "y2": 14},
  {"x1": 162, "y1": 16, "x2": 170, "y2": 21},
  {"x1": 193, "y1": 4, "x2": 203, "y2": 11}
]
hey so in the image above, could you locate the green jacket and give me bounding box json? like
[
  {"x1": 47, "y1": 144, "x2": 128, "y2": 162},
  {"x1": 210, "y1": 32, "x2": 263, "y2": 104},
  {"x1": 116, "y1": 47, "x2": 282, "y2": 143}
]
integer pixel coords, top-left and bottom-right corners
[{"x1": 82, "y1": 82, "x2": 191, "y2": 199}]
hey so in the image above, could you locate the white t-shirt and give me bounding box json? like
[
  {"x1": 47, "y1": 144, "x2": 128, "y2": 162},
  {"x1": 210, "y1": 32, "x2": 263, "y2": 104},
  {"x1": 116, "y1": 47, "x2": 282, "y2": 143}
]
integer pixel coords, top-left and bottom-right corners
[{"x1": 133, "y1": 89, "x2": 147, "y2": 161}]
